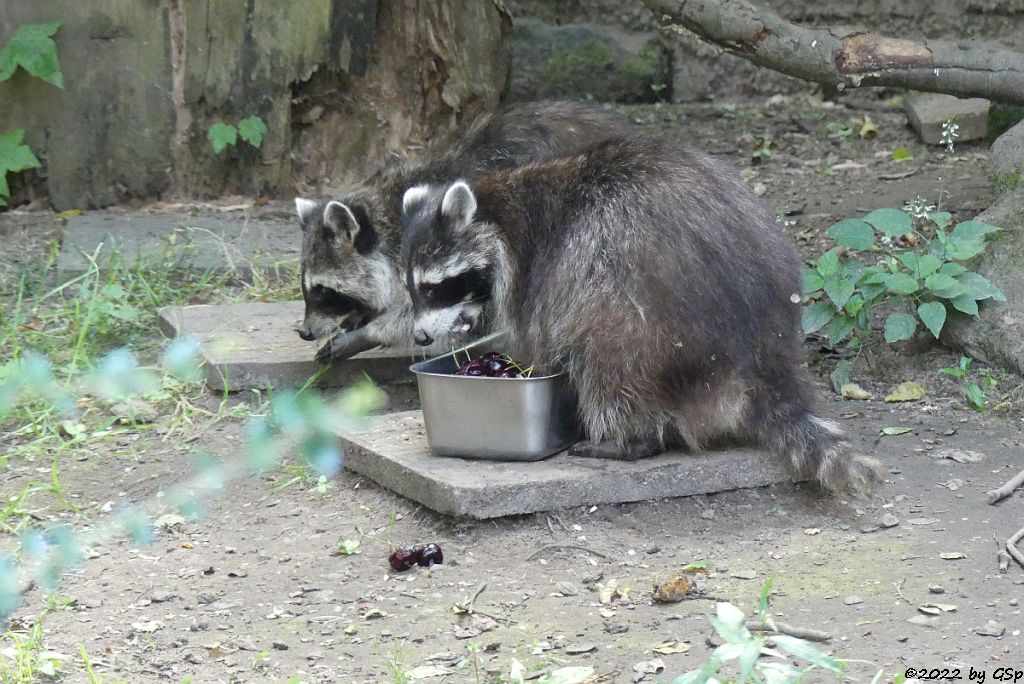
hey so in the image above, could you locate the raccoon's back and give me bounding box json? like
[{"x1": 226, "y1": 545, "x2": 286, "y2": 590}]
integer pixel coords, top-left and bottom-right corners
[{"x1": 500, "y1": 138, "x2": 802, "y2": 377}]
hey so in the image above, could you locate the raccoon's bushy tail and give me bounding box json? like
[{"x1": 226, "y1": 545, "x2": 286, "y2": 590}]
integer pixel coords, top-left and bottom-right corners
[{"x1": 766, "y1": 412, "x2": 882, "y2": 493}]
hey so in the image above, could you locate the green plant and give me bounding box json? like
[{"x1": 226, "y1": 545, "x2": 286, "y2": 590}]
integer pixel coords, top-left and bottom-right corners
[
  {"x1": 0, "y1": 23, "x2": 63, "y2": 206},
  {"x1": 208, "y1": 116, "x2": 268, "y2": 154},
  {"x1": 941, "y1": 355, "x2": 998, "y2": 410},
  {"x1": 0, "y1": 619, "x2": 62, "y2": 682},
  {"x1": 750, "y1": 135, "x2": 776, "y2": 163},
  {"x1": 802, "y1": 208, "x2": 1004, "y2": 348}
]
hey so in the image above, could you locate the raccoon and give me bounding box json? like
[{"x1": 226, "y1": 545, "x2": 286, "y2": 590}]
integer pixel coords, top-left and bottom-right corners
[
  {"x1": 294, "y1": 101, "x2": 633, "y2": 362},
  {"x1": 401, "y1": 137, "x2": 882, "y2": 492}
]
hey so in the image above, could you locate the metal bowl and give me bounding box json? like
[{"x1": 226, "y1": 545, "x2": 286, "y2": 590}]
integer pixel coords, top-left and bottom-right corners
[{"x1": 409, "y1": 332, "x2": 580, "y2": 461}]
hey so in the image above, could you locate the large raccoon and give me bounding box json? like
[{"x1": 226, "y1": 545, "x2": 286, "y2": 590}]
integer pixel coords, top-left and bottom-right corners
[
  {"x1": 401, "y1": 137, "x2": 882, "y2": 491},
  {"x1": 294, "y1": 101, "x2": 633, "y2": 362}
]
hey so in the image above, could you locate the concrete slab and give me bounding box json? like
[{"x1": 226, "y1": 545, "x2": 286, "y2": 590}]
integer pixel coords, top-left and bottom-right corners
[
  {"x1": 58, "y1": 212, "x2": 300, "y2": 277},
  {"x1": 338, "y1": 411, "x2": 800, "y2": 519},
  {"x1": 905, "y1": 93, "x2": 989, "y2": 146},
  {"x1": 158, "y1": 301, "x2": 423, "y2": 392}
]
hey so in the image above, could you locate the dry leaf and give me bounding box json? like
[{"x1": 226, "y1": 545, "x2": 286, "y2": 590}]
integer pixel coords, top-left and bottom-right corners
[
  {"x1": 804, "y1": 528, "x2": 821, "y2": 536},
  {"x1": 885, "y1": 381, "x2": 928, "y2": 402},
  {"x1": 857, "y1": 115, "x2": 879, "y2": 139},
  {"x1": 407, "y1": 665, "x2": 451, "y2": 679},
  {"x1": 933, "y1": 449, "x2": 986, "y2": 464},
  {"x1": 841, "y1": 383, "x2": 872, "y2": 400},
  {"x1": 881, "y1": 427, "x2": 913, "y2": 436},
  {"x1": 940, "y1": 552, "x2": 966, "y2": 560},
  {"x1": 633, "y1": 658, "x2": 666, "y2": 675},
  {"x1": 652, "y1": 641, "x2": 691, "y2": 655},
  {"x1": 921, "y1": 602, "x2": 957, "y2": 612}
]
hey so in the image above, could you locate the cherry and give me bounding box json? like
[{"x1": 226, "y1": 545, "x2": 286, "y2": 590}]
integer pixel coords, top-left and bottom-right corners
[
  {"x1": 495, "y1": 369, "x2": 519, "y2": 378},
  {"x1": 388, "y1": 547, "x2": 420, "y2": 572},
  {"x1": 418, "y1": 543, "x2": 444, "y2": 567}
]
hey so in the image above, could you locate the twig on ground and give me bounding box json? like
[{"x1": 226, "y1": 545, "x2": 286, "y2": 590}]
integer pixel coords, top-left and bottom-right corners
[
  {"x1": 747, "y1": 620, "x2": 832, "y2": 643},
  {"x1": 893, "y1": 579, "x2": 910, "y2": 604},
  {"x1": 452, "y1": 582, "x2": 513, "y2": 625},
  {"x1": 987, "y1": 469, "x2": 1024, "y2": 505},
  {"x1": 1006, "y1": 527, "x2": 1024, "y2": 570},
  {"x1": 528, "y1": 544, "x2": 609, "y2": 561}
]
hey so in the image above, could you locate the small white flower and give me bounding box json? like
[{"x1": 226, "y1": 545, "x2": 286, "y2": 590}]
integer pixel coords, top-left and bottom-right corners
[
  {"x1": 903, "y1": 195, "x2": 935, "y2": 219},
  {"x1": 940, "y1": 118, "x2": 960, "y2": 153}
]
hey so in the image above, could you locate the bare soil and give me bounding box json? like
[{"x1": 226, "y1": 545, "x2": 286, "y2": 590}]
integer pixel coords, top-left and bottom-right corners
[{"x1": 2, "y1": 91, "x2": 1023, "y2": 683}]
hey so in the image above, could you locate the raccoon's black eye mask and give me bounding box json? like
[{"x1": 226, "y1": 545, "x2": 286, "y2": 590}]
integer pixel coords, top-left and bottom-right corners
[
  {"x1": 310, "y1": 284, "x2": 377, "y2": 325},
  {"x1": 418, "y1": 268, "x2": 493, "y2": 309}
]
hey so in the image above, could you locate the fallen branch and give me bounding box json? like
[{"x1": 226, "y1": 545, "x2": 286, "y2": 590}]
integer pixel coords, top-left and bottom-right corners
[
  {"x1": 641, "y1": 0, "x2": 1024, "y2": 105},
  {"x1": 1007, "y1": 527, "x2": 1024, "y2": 570},
  {"x1": 452, "y1": 582, "x2": 513, "y2": 625},
  {"x1": 747, "y1": 620, "x2": 832, "y2": 643},
  {"x1": 987, "y1": 469, "x2": 1024, "y2": 505}
]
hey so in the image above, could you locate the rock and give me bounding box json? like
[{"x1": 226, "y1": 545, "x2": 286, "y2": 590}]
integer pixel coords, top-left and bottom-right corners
[
  {"x1": 700, "y1": 509, "x2": 715, "y2": 520},
  {"x1": 604, "y1": 622, "x2": 629, "y2": 634},
  {"x1": 928, "y1": 585, "x2": 945, "y2": 594},
  {"x1": 510, "y1": 19, "x2": 670, "y2": 103},
  {"x1": 907, "y1": 614, "x2": 939, "y2": 628},
  {"x1": 975, "y1": 620, "x2": 1006, "y2": 637},
  {"x1": 730, "y1": 570, "x2": 757, "y2": 580},
  {"x1": 879, "y1": 513, "x2": 900, "y2": 529},
  {"x1": 555, "y1": 581, "x2": 579, "y2": 597},
  {"x1": 905, "y1": 93, "x2": 989, "y2": 145},
  {"x1": 150, "y1": 590, "x2": 177, "y2": 603},
  {"x1": 860, "y1": 524, "x2": 880, "y2": 534},
  {"x1": 272, "y1": 641, "x2": 288, "y2": 651},
  {"x1": 843, "y1": 595, "x2": 864, "y2": 606}
]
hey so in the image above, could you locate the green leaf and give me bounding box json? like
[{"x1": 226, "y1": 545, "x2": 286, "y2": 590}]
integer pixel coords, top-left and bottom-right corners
[
  {"x1": 830, "y1": 359, "x2": 852, "y2": 395},
  {"x1": 815, "y1": 248, "x2": 840, "y2": 278},
  {"x1": 826, "y1": 219, "x2": 874, "y2": 250},
  {"x1": 884, "y1": 313, "x2": 917, "y2": 343},
  {"x1": 0, "y1": 23, "x2": 63, "y2": 88},
  {"x1": 823, "y1": 276, "x2": 855, "y2": 309},
  {"x1": 757, "y1": 578, "x2": 774, "y2": 617},
  {"x1": 827, "y1": 315, "x2": 856, "y2": 347},
  {"x1": 882, "y1": 426, "x2": 913, "y2": 435},
  {"x1": 927, "y1": 211, "x2": 953, "y2": 230},
  {"x1": 945, "y1": 237, "x2": 986, "y2": 260},
  {"x1": 337, "y1": 539, "x2": 361, "y2": 555},
  {"x1": 890, "y1": 147, "x2": 912, "y2": 161},
  {"x1": 237, "y1": 115, "x2": 268, "y2": 149},
  {"x1": 897, "y1": 252, "x2": 941, "y2": 278},
  {"x1": 918, "y1": 301, "x2": 947, "y2": 339},
  {"x1": 860, "y1": 282, "x2": 885, "y2": 303},
  {"x1": 843, "y1": 294, "x2": 865, "y2": 316},
  {"x1": 883, "y1": 272, "x2": 919, "y2": 295},
  {"x1": 208, "y1": 123, "x2": 238, "y2": 154},
  {"x1": 965, "y1": 382, "x2": 986, "y2": 410},
  {"x1": 958, "y1": 272, "x2": 1006, "y2": 302},
  {"x1": 802, "y1": 302, "x2": 835, "y2": 334},
  {"x1": 924, "y1": 272, "x2": 959, "y2": 293},
  {"x1": 802, "y1": 268, "x2": 824, "y2": 294},
  {"x1": 0, "y1": 128, "x2": 42, "y2": 204},
  {"x1": 956, "y1": 296, "x2": 986, "y2": 316},
  {"x1": 864, "y1": 208, "x2": 912, "y2": 237},
  {"x1": 859, "y1": 266, "x2": 888, "y2": 285},
  {"x1": 938, "y1": 262, "x2": 967, "y2": 277},
  {"x1": 769, "y1": 634, "x2": 843, "y2": 674},
  {"x1": 950, "y1": 220, "x2": 1000, "y2": 242}
]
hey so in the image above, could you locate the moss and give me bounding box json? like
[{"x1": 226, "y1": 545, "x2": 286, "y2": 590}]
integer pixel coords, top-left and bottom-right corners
[
  {"x1": 535, "y1": 38, "x2": 667, "y2": 103},
  {"x1": 988, "y1": 104, "x2": 1024, "y2": 144},
  {"x1": 992, "y1": 170, "x2": 1023, "y2": 197}
]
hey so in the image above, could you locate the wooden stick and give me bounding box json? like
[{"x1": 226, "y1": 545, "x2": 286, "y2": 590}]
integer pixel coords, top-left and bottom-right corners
[
  {"x1": 987, "y1": 469, "x2": 1024, "y2": 505},
  {"x1": 747, "y1": 620, "x2": 832, "y2": 643},
  {"x1": 1006, "y1": 527, "x2": 1024, "y2": 570}
]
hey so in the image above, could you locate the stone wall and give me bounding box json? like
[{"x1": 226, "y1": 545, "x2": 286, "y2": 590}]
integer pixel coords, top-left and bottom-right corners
[{"x1": 0, "y1": 1, "x2": 511, "y2": 209}]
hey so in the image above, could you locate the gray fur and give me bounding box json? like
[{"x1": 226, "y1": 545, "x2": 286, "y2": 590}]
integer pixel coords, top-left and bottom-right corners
[
  {"x1": 295, "y1": 101, "x2": 633, "y2": 358},
  {"x1": 401, "y1": 138, "x2": 882, "y2": 493}
]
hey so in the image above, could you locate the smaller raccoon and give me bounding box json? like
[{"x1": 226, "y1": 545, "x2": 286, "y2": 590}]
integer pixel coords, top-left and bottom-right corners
[
  {"x1": 295, "y1": 101, "x2": 633, "y2": 362},
  {"x1": 401, "y1": 138, "x2": 882, "y2": 491}
]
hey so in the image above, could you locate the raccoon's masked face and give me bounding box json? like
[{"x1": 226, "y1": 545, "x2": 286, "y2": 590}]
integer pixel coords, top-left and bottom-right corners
[
  {"x1": 401, "y1": 182, "x2": 495, "y2": 348},
  {"x1": 295, "y1": 197, "x2": 389, "y2": 341}
]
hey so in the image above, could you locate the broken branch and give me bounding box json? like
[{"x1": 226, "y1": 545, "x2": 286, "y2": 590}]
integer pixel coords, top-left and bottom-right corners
[
  {"x1": 987, "y1": 469, "x2": 1024, "y2": 505},
  {"x1": 1007, "y1": 527, "x2": 1024, "y2": 570},
  {"x1": 641, "y1": 0, "x2": 1024, "y2": 105},
  {"x1": 747, "y1": 620, "x2": 832, "y2": 642}
]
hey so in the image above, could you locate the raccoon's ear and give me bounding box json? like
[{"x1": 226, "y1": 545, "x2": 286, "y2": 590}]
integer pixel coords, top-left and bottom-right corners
[
  {"x1": 295, "y1": 197, "x2": 318, "y2": 228},
  {"x1": 441, "y1": 181, "x2": 477, "y2": 225},
  {"x1": 402, "y1": 185, "x2": 430, "y2": 217},
  {"x1": 323, "y1": 201, "x2": 378, "y2": 254}
]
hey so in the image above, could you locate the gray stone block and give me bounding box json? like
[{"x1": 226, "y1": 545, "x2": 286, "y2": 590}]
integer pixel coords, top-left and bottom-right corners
[
  {"x1": 158, "y1": 301, "x2": 421, "y2": 392},
  {"x1": 338, "y1": 411, "x2": 801, "y2": 519},
  {"x1": 905, "y1": 93, "x2": 990, "y2": 146},
  {"x1": 57, "y1": 212, "x2": 300, "y2": 277}
]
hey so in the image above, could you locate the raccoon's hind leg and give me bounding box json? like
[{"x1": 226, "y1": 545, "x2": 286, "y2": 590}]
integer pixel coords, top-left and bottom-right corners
[{"x1": 568, "y1": 436, "x2": 663, "y2": 461}]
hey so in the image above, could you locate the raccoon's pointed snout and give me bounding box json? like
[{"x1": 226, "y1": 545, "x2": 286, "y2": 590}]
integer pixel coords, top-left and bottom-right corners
[
  {"x1": 297, "y1": 327, "x2": 316, "y2": 342},
  {"x1": 413, "y1": 330, "x2": 434, "y2": 346}
]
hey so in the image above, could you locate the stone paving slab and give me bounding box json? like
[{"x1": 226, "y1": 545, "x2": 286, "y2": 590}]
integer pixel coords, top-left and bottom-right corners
[
  {"x1": 905, "y1": 93, "x2": 989, "y2": 145},
  {"x1": 58, "y1": 211, "x2": 300, "y2": 276},
  {"x1": 338, "y1": 411, "x2": 800, "y2": 519},
  {"x1": 158, "y1": 301, "x2": 421, "y2": 392}
]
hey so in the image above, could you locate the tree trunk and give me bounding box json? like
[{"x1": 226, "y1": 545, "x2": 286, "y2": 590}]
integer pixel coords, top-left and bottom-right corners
[
  {"x1": 640, "y1": 0, "x2": 1024, "y2": 105},
  {"x1": 0, "y1": 1, "x2": 511, "y2": 209}
]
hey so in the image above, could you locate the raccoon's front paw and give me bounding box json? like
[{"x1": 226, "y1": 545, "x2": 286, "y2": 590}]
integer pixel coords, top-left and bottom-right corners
[
  {"x1": 314, "y1": 327, "x2": 381, "y2": 364},
  {"x1": 568, "y1": 439, "x2": 661, "y2": 461}
]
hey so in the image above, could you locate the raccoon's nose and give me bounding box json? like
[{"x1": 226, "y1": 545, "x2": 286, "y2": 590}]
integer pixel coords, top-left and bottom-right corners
[
  {"x1": 413, "y1": 330, "x2": 434, "y2": 346},
  {"x1": 298, "y1": 327, "x2": 316, "y2": 341}
]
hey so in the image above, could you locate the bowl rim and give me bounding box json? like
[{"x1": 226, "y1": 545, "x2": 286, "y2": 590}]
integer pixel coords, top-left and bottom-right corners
[{"x1": 408, "y1": 330, "x2": 564, "y2": 380}]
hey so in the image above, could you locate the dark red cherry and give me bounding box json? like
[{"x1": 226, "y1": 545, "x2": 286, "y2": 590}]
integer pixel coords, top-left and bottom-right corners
[
  {"x1": 418, "y1": 543, "x2": 444, "y2": 567},
  {"x1": 388, "y1": 547, "x2": 420, "y2": 571},
  {"x1": 496, "y1": 369, "x2": 519, "y2": 378}
]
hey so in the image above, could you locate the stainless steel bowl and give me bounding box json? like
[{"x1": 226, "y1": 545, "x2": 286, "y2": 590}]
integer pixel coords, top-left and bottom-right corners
[{"x1": 409, "y1": 332, "x2": 580, "y2": 461}]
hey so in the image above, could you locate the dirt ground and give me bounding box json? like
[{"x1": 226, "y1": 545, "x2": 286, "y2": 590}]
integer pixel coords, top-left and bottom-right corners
[{"x1": 3, "y1": 91, "x2": 1024, "y2": 683}]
